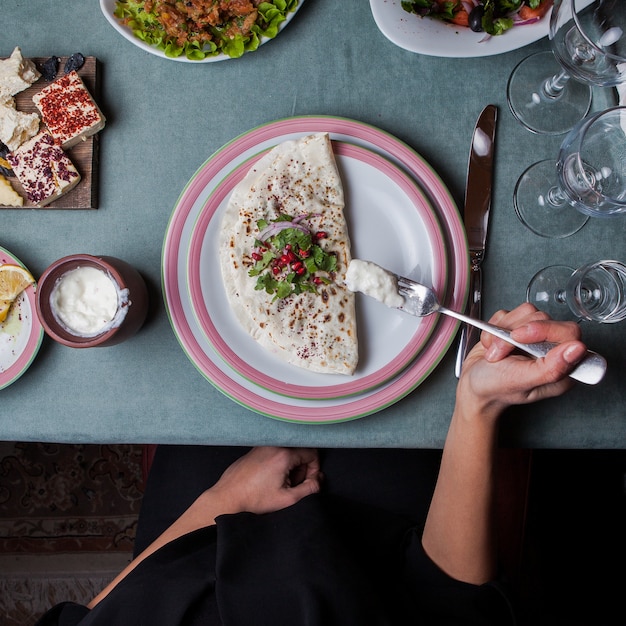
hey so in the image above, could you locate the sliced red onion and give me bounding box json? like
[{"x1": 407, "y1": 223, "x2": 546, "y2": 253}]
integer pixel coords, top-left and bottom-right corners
[
  {"x1": 293, "y1": 212, "x2": 321, "y2": 224},
  {"x1": 513, "y1": 16, "x2": 541, "y2": 25},
  {"x1": 258, "y1": 220, "x2": 310, "y2": 241}
]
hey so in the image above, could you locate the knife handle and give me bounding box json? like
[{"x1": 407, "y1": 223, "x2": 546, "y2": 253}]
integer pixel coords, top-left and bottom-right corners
[{"x1": 455, "y1": 268, "x2": 482, "y2": 377}]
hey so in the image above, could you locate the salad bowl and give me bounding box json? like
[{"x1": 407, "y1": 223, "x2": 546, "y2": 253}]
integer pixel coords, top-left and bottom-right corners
[
  {"x1": 370, "y1": 0, "x2": 556, "y2": 58},
  {"x1": 100, "y1": 0, "x2": 303, "y2": 63}
]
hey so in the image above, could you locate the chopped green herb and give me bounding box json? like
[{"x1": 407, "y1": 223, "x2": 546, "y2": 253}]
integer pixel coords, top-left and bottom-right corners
[{"x1": 248, "y1": 214, "x2": 338, "y2": 301}]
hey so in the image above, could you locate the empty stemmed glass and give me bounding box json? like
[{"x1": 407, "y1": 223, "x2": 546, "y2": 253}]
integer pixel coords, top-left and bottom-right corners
[
  {"x1": 507, "y1": 0, "x2": 626, "y2": 135},
  {"x1": 514, "y1": 106, "x2": 626, "y2": 238},
  {"x1": 527, "y1": 260, "x2": 626, "y2": 322}
]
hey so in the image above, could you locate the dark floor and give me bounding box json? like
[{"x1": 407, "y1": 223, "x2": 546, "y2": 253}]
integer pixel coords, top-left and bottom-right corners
[{"x1": 518, "y1": 450, "x2": 626, "y2": 626}]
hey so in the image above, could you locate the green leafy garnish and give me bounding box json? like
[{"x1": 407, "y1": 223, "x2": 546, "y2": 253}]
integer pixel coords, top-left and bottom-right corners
[
  {"x1": 401, "y1": 0, "x2": 459, "y2": 22},
  {"x1": 401, "y1": 0, "x2": 547, "y2": 36},
  {"x1": 248, "y1": 214, "x2": 338, "y2": 301},
  {"x1": 481, "y1": 0, "x2": 514, "y2": 35},
  {"x1": 113, "y1": 0, "x2": 298, "y2": 61}
]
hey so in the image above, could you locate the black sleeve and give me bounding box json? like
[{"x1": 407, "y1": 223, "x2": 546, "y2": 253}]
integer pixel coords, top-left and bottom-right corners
[
  {"x1": 403, "y1": 528, "x2": 516, "y2": 626},
  {"x1": 34, "y1": 526, "x2": 221, "y2": 626},
  {"x1": 34, "y1": 602, "x2": 90, "y2": 626}
]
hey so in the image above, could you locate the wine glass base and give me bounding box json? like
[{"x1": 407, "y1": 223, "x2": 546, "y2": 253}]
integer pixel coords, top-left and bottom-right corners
[
  {"x1": 514, "y1": 159, "x2": 589, "y2": 239},
  {"x1": 526, "y1": 265, "x2": 577, "y2": 321},
  {"x1": 507, "y1": 52, "x2": 592, "y2": 136}
]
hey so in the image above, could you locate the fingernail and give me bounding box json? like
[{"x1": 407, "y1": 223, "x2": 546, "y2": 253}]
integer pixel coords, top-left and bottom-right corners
[
  {"x1": 563, "y1": 344, "x2": 583, "y2": 364},
  {"x1": 485, "y1": 344, "x2": 498, "y2": 361}
]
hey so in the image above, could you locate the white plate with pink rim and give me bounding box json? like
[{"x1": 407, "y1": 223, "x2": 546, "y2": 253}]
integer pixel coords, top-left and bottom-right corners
[
  {"x1": 0, "y1": 247, "x2": 43, "y2": 391},
  {"x1": 162, "y1": 115, "x2": 469, "y2": 423},
  {"x1": 369, "y1": 0, "x2": 554, "y2": 58},
  {"x1": 187, "y1": 140, "x2": 448, "y2": 400}
]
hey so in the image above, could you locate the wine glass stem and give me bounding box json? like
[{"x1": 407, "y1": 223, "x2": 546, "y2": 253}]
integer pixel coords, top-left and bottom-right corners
[
  {"x1": 542, "y1": 70, "x2": 571, "y2": 100},
  {"x1": 546, "y1": 185, "x2": 567, "y2": 207}
]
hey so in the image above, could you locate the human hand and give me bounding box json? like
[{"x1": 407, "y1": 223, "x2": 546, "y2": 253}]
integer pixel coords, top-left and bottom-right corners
[
  {"x1": 208, "y1": 446, "x2": 322, "y2": 516},
  {"x1": 458, "y1": 303, "x2": 588, "y2": 417}
]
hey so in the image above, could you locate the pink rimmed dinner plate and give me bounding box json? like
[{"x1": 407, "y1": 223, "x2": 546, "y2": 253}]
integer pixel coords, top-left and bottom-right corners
[
  {"x1": 187, "y1": 141, "x2": 447, "y2": 399},
  {"x1": 0, "y1": 247, "x2": 43, "y2": 391},
  {"x1": 162, "y1": 116, "x2": 469, "y2": 423}
]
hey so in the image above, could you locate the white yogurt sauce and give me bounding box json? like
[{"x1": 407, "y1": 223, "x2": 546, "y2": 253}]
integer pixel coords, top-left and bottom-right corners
[
  {"x1": 344, "y1": 259, "x2": 404, "y2": 308},
  {"x1": 50, "y1": 266, "x2": 128, "y2": 336}
]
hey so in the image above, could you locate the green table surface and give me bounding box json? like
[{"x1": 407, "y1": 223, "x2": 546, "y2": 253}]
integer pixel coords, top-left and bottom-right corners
[{"x1": 2, "y1": 1, "x2": 625, "y2": 448}]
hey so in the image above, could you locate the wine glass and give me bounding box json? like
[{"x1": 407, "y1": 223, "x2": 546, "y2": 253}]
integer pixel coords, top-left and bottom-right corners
[
  {"x1": 527, "y1": 260, "x2": 626, "y2": 322},
  {"x1": 507, "y1": 0, "x2": 626, "y2": 135},
  {"x1": 514, "y1": 106, "x2": 626, "y2": 238}
]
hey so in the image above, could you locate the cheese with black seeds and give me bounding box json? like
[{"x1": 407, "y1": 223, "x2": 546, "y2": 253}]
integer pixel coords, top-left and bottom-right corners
[{"x1": 8, "y1": 132, "x2": 80, "y2": 207}]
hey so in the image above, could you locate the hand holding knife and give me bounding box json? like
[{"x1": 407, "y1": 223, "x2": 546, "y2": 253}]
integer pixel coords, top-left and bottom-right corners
[{"x1": 455, "y1": 104, "x2": 497, "y2": 377}]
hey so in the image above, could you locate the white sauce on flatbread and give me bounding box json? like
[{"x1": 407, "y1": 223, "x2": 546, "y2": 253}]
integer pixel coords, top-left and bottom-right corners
[{"x1": 219, "y1": 133, "x2": 358, "y2": 375}]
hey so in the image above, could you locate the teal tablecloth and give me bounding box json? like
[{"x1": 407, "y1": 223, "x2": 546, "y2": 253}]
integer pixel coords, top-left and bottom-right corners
[{"x1": 2, "y1": 1, "x2": 625, "y2": 447}]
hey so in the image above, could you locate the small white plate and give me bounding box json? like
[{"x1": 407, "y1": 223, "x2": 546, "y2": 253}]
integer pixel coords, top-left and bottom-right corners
[
  {"x1": 0, "y1": 247, "x2": 43, "y2": 391},
  {"x1": 369, "y1": 0, "x2": 552, "y2": 58},
  {"x1": 100, "y1": 0, "x2": 303, "y2": 63}
]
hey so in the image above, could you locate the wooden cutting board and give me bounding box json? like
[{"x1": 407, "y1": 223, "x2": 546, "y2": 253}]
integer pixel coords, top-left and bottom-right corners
[{"x1": 0, "y1": 55, "x2": 101, "y2": 210}]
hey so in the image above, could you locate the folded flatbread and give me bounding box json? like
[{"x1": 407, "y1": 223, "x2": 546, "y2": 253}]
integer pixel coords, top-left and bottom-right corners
[{"x1": 219, "y1": 133, "x2": 358, "y2": 375}]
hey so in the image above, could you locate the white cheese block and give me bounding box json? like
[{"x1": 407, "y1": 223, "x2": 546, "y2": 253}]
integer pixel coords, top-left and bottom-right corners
[
  {"x1": 0, "y1": 99, "x2": 40, "y2": 151},
  {"x1": 0, "y1": 47, "x2": 41, "y2": 99},
  {"x1": 33, "y1": 71, "x2": 105, "y2": 148},
  {"x1": 0, "y1": 173, "x2": 23, "y2": 207},
  {"x1": 8, "y1": 132, "x2": 80, "y2": 207}
]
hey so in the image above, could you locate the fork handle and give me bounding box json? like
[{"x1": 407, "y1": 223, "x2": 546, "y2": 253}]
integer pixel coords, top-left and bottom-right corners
[{"x1": 441, "y1": 307, "x2": 607, "y2": 385}]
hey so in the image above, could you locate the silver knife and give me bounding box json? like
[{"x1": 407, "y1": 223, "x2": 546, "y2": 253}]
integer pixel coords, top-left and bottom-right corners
[{"x1": 455, "y1": 104, "x2": 497, "y2": 377}]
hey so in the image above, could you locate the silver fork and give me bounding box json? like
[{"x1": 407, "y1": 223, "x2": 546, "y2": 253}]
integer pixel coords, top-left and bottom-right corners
[{"x1": 396, "y1": 275, "x2": 607, "y2": 386}]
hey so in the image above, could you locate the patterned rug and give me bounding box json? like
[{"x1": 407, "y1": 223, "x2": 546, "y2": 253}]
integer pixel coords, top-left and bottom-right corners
[
  {"x1": 0, "y1": 442, "x2": 144, "y2": 554},
  {"x1": 0, "y1": 442, "x2": 144, "y2": 624}
]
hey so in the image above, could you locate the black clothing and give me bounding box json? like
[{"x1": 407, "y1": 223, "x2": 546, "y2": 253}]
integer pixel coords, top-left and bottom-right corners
[{"x1": 36, "y1": 447, "x2": 515, "y2": 626}]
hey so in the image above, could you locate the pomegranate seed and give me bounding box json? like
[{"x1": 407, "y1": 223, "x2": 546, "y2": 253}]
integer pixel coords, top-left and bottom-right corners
[
  {"x1": 280, "y1": 254, "x2": 290, "y2": 265},
  {"x1": 315, "y1": 231, "x2": 328, "y2": 239},
  {"x1": 299, "y1": 249, "x2": 310, "y2": 257},
  {"x1": 272, "y1": 266, "x2": 281, "y2": 275},
  {"x1": 291, "y1": 261, "x2": 303, "y2": 271},
  {"x1": 313, "y1": 276, "x2": 323, "y2": 284},
  {"x1": 296, "y1": 267, "x2": 306, "y2": 276},
  {"x1": 284, "y1": 244, "x2": 292, "y2": 251},
  {"x1": 251, "y1": 252, "x2": 262, "y2": 261}
]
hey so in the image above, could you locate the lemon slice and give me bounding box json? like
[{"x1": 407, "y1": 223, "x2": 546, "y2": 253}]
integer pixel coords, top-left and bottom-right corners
[
  {"x1": 0, "y1": 264, "x2": 35, "y2": 322},
  {"x1": 0, "y1": 299, "x2": 12, "y2": 323}
]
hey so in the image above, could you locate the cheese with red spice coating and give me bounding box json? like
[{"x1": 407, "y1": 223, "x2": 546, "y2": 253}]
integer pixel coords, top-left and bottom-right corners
[
  {"x1": 32, "y1": 71, "x2": 105, "y2": 148},
  {"x1": 8, "y1": 132, "x2": 81, "y2": 206}
]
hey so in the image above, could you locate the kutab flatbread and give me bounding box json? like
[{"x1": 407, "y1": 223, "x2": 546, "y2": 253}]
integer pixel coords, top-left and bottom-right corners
[{"x1": 219, "y1": 133, "x2": 358, "y2": 375}]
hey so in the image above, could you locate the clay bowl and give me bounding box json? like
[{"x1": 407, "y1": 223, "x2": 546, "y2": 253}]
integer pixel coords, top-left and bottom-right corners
[{"x1": 36, "y1": 254, "x2": 149, "y2": 348}]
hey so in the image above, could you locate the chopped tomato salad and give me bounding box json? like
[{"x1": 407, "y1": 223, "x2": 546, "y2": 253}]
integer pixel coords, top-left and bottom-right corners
[{"x1": 114, "y1": 0, "x2": 298, "y2": 60}]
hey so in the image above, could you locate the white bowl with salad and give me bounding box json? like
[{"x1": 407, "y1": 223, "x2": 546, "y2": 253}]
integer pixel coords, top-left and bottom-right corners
[
  {"x1": 370, "y1": 0, "x2": 559, "y2": 58},
  {"x1": 100, "y1": 0, "x2": 302, "y2": 63}
]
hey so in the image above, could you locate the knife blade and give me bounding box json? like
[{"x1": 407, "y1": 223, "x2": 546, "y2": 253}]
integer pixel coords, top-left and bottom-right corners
[{"x1": 455, "y1": 104, "x2": 498, "y2": 377}]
